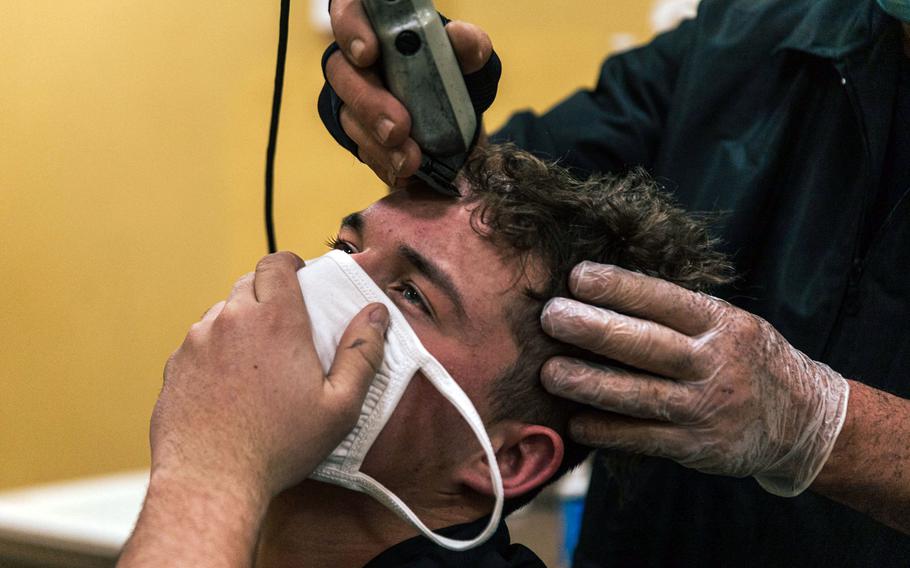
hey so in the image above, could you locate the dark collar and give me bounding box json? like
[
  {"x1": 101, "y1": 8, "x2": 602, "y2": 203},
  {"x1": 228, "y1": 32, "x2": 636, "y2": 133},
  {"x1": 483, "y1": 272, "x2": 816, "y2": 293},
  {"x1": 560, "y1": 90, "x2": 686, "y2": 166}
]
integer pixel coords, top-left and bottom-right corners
[
  {"x1": 361, "y1": 516, "x2": 545, "y2": 568},
  {"x1": 774, "y1": 0, "x2": 890, "y2": 59}
]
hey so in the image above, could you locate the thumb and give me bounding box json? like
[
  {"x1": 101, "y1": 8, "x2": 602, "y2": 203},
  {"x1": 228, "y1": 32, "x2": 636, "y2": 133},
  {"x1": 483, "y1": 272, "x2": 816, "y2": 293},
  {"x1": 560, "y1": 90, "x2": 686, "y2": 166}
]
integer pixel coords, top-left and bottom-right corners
[{"x1": 326, "y1": 303, "x2": 389, "y2": 418}]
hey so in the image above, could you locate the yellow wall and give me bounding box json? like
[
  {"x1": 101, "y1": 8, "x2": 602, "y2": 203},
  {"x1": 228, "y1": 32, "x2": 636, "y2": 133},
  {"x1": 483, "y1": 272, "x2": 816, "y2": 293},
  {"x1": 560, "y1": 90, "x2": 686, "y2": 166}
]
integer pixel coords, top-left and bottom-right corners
[{"x1": 0, "y1": 1, "x2": 654, "y2": 489}]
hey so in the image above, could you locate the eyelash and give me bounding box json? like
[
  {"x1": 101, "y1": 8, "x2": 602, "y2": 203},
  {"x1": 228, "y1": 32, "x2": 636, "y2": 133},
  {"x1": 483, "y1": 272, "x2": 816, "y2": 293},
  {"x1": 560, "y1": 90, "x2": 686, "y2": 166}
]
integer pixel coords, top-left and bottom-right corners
[
  {"x1": 324, "y1": 236, "x2": 355, "y2": 254},
  {"x1": 324, "y1": 236, "x2": 431, "y2": 316}
]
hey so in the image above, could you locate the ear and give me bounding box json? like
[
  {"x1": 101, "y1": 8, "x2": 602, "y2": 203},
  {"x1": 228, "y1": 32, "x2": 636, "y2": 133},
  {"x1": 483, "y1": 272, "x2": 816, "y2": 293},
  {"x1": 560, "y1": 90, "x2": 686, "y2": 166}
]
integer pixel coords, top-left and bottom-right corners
[{"x1": 455, "y1": 420, "x2": 564, "y2": 499}]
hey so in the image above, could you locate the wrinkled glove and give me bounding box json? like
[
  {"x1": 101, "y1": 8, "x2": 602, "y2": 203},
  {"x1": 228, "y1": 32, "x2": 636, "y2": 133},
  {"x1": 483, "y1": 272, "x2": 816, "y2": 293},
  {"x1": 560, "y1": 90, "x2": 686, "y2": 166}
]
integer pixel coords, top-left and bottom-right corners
[{"x1": 540, "y1": 261, "x2": 850, "y2": 497}]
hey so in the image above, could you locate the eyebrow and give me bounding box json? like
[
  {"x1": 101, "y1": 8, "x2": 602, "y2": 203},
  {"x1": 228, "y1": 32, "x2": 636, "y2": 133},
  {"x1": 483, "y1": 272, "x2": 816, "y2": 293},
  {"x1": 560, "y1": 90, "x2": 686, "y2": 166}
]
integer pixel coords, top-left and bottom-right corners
[
  {"x1": 340, "y1": 212, "x2": 363, "y2": 232},
  {"x1": 339, "y1": 212, "x2": 468, "y2": 321},
  {"x1": 397, "y1": 244, "x2": 467, "y2": 321}
]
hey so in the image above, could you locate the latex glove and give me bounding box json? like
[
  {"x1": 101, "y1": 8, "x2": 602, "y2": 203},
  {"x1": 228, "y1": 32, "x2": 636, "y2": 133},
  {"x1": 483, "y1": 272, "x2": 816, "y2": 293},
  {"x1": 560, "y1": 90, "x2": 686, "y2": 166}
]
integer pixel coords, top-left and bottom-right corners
[
  {"x1": 152, "y1": 252, "x2": 389, "y2": 502},
  {"x1": 322, "y1": 0, "x2": 494, "y2": 186},
  {"x1": 540, "y1": 261, "x2": 850, "y2": 496}
]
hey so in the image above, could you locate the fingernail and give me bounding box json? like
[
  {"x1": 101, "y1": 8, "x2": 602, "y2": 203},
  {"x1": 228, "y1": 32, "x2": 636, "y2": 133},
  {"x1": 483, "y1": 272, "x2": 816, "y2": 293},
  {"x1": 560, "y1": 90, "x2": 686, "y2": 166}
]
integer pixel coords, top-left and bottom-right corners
[
  {"x1": 540, "y1": 298, "x2": 561, "y2": 334},
  {"x1": 542, "y1": 297, "x2": 571, "y2": 321},
  {"x1": 369, "y1": 304, "x2": 389, "y2": 331},
  {"x1": 376, "y1": 118, "x2": 395, "y2": 144},
  {"x1": 571, "y1": 261, "x2": 593, "y2": 291},
  {"x1": 350, "y1": 38, "x2": 366, "y2": 63},
  {"x1": 391, "y1": 151, "x2": 407, "y2": 174},
  {"x1": 569, "y1": 419, "x2": 592, "y2": 444},
  {"x1": 573, "y1": 260, "x2": 592, "y2": 280},
  {"x1": 541, "y1": 359, "x2": 567, "y2": 390}
]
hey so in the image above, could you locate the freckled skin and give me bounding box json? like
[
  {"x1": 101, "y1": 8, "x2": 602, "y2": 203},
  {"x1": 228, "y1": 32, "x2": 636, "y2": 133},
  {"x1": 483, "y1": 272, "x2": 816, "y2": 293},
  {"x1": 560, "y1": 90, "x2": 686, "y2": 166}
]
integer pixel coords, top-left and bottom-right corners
[{"x1": 338, "y1": 188, "x2": 529, "y2": 498}]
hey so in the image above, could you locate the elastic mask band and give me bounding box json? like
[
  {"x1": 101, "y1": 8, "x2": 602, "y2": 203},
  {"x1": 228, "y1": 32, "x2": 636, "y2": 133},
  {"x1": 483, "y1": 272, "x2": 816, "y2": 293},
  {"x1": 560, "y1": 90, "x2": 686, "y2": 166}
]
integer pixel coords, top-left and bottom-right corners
[{"x1": 308, "y1": 250, "x2": 504, "y2": 551}]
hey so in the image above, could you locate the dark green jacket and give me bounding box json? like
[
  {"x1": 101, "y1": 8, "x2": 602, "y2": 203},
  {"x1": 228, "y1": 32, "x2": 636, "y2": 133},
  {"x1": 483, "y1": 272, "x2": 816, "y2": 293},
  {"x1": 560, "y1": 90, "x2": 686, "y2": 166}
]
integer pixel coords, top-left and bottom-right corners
[{"x1": 495, "y1": 0, "x2": 910, "y2": 565}]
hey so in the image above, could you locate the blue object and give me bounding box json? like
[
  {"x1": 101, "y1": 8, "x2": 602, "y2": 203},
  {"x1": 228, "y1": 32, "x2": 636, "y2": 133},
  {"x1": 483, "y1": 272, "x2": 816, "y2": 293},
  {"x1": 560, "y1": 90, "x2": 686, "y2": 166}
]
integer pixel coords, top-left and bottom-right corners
[{"x1": 560, "y1": 496, "x2": 585, "y2": 566}]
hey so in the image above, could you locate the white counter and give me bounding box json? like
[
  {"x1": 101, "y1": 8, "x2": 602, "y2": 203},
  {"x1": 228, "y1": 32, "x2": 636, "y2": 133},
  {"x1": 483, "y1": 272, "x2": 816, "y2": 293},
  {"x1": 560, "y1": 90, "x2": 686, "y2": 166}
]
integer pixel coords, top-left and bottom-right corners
[{"x1": 0, "y1": 471, "x2": 148, "y2": 567}]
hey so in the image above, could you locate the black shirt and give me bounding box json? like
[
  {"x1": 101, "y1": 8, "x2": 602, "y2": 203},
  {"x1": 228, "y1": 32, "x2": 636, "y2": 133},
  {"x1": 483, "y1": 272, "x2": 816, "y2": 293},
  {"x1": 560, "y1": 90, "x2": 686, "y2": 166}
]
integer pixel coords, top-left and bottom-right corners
[
  {"x1": 494, "y1": 0, "x2": 910, "y2": 565},
  {"x1": 362, "y1": 517, "x2": 546, "y2": 568},
  {"x1": 865, "y1": 52, "x2": 910, "y2": 253}
]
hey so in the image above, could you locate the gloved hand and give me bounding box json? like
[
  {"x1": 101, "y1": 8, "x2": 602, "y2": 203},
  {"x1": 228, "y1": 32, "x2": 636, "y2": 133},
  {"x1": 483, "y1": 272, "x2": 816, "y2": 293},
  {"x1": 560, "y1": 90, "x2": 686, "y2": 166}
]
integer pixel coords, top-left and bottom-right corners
[
  {"x1": 540, "y1": 261, "x2": 851, "y2": 496},
  {"x1": 320, "y1": 0, "x2": 500, "y2": 187},
  {"x1": 152, "y1": 252, "x2": 389, "y2": 501}
]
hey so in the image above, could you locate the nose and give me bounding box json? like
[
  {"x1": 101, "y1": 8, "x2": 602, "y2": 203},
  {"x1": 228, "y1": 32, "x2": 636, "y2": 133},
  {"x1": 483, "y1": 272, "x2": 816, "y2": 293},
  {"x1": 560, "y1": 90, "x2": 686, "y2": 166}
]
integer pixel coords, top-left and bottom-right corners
[{"x1": 350, "y1": 248, "x2": 394, "y2": 289}]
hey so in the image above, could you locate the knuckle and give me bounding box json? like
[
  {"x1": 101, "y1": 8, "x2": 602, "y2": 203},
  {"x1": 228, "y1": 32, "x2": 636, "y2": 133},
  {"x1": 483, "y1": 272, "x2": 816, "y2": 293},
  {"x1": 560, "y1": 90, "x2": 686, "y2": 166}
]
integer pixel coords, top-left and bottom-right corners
[
  {"x1": 680, "y1": 331, "x2": 715, "y2": 372},
  {"x1": 325, "y1": 50, "x2": 346, "y2": 86},
  {"x1": 668, "y1": 397, "x2": 699, "y2": 424},
  {"x1": 340, "y1": 109, "x2": 370, "y2": 148},
  {"x1": 570, "y1": 261, "x2": 612, "y2": 295},
  {"x1": 668, "y1": 347, "x2": 698, "y2": 380},
  {"x1": 187, "y1": 321, "x2": 205, "y2": 337},
  {"x1": 329, "y1": 0, "x2": 356, "y2": 35},
  {"x1": 213, "y1": 302, "x2": 246, "y2": 331},
  {"x1": 737, "y1": 312, "x2": 768, "y2": 344},
  {"x1": 255, "y1": 253, "x2": 275, "y2": 273},
  {"x1": 476, "y1": 25, "x2": 493, "y2": 50},
  {"x1": 346, "y1": 80, "x2": 379, "y2": 119},
  {"x1": 267, "y1": 250, "x2": 300, "y2": 272},
  {"x1": 545, "y1": 359, "x2": 584, "y2": 394}
]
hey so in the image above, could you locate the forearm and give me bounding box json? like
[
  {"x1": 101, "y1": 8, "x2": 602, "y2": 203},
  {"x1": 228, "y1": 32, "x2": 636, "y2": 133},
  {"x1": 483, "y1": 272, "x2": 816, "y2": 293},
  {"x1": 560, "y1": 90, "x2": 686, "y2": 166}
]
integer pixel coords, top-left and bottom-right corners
[
  {"x1": 118, "y1": 469, "x2": 269, "y2": 567},
  {"x1": 811, "y1": 380, "x2": 910, "y2": 534}
]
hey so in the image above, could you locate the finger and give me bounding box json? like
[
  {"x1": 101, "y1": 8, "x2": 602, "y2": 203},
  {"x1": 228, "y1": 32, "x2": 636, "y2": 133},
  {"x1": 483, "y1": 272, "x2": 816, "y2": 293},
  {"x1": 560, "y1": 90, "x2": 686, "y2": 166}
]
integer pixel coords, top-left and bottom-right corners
[
  {"x1": 569, "y1": 262, "x2": 724, "y2": 336},
  {"x1": 542, "y1": 357, "x2": 695, "y2": 422},
  {"x1": 227, "y1": 272, "x2": 255, "y2": 304},
  {"x1": 326, "y1": 51, "x2": 411, "y2": 149},
  {"x1": 445, "y1": 21, "x2": 493, "y2": 74},
  {"x1": 325, "y1": 304, "x2": 389, "y2": 424},
  {"x1": 541, "y1": 297, "x2": 698, "y2": 380},
  {"x1": 253, "y1": 252, "x2": 305, "y2": 304},
  {"x1": 329, "y1": 0, "x2": 379, "y2": 67},
  {"x1": 339, "y1": 105, "x2": 421, "y2": 184},
  {"x1": 201, "y1": 300, "x2": 226, "y2": 322},
  {"x1": 568, "y1": 410, "x2": 693, "y2": 463}
]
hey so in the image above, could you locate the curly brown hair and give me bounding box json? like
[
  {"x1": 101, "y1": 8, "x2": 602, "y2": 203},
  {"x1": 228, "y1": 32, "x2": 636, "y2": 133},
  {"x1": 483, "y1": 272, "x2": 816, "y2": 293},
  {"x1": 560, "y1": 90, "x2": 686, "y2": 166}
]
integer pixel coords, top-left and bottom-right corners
[{"x1": 456, "y1": 143, "x2": 733, "y2": 512}]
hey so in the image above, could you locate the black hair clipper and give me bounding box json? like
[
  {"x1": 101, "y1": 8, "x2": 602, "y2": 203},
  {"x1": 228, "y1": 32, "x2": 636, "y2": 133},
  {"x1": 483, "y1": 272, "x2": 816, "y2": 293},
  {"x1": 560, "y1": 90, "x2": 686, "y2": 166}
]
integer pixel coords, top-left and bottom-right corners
[{"x1": 362, "y1": 0, "x2": 477, "y2": 196}]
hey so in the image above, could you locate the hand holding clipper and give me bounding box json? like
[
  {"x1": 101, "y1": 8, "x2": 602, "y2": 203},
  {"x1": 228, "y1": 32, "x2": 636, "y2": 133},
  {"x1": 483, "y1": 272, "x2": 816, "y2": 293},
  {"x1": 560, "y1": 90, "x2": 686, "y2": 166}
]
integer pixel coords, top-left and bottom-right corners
[
  {"x1": 362, "y1": 0, "x2": 476, "y2": 195},
  {"x1": 320, "y1": 0, "x2": 500, "y2": 191}
]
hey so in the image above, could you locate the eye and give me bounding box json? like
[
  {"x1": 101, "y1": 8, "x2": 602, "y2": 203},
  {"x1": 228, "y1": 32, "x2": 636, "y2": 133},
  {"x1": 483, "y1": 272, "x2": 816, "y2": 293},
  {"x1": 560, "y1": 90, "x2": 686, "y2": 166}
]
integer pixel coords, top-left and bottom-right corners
[
  {"x1": 398, "y1": 283, "x2": 431, "y2": 316},
  {"x1": 325, "y1": 236, "x2": 358, "y2": 254}
]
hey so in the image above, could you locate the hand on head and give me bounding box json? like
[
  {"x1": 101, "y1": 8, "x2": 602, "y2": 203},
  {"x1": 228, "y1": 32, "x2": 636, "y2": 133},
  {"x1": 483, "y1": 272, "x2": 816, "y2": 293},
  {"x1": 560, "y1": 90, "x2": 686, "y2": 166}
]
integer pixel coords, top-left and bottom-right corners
[{"x1": 541, "y1": 262, "x2": 850, "y2": 496}]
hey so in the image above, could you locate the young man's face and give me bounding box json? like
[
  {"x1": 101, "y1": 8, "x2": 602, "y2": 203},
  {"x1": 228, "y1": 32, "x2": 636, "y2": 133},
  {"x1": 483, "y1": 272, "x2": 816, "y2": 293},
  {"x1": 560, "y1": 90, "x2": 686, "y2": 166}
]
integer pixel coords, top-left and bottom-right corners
[{"x1": 327, "y1": 187, "x2": 535, "y2": 493}]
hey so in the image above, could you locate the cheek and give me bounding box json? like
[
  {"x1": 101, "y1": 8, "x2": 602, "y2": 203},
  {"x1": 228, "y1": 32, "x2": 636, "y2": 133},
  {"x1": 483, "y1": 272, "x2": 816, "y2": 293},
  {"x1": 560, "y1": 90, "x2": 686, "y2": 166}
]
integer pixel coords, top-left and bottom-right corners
[
  {"x1": 359, "y1": 372, "x2": 474, "y2": 489},
  {"x1": 418, "y1": 327, "x2": 519, "y2": 416},
  {"x1": 358, "y1": 330, "x2": 518, "y2": 484}
]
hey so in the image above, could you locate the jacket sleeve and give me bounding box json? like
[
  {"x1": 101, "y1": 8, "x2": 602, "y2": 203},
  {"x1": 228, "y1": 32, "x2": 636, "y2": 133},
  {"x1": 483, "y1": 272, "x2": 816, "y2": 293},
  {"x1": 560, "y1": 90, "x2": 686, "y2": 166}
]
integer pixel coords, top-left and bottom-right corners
[{"x1": 491, "y1": 17, "x2": 696, "y2": 177}]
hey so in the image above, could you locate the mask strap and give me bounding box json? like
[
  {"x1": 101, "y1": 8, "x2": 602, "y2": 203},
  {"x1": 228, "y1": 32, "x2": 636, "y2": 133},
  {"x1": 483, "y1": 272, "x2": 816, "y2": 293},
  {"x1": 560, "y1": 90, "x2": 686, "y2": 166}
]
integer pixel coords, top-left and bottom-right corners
[{"x1": 353, "y1": 356, "x2": 504, "y2": 551}]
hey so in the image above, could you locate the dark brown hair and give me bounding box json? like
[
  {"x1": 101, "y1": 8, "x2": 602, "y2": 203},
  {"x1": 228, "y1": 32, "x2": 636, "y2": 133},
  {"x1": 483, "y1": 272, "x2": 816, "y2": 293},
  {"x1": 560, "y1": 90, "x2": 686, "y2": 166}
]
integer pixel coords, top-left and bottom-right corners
[{"x1": 457, "y1": 143, "x2": 733, "y2": 512}]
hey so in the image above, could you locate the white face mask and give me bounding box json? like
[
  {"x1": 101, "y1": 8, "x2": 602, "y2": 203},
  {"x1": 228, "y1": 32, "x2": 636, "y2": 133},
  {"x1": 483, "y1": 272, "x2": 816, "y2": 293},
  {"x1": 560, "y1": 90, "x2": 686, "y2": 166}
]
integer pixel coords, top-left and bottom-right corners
[{"x1": 298, "y1": 250, "x2": 504, "y2": 551}]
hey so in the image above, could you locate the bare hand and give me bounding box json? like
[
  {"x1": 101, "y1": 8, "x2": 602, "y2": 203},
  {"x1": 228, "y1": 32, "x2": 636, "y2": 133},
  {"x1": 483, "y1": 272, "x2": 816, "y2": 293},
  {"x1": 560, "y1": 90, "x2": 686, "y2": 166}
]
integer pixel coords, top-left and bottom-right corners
[
  {"x1": 151, "y1": 252, "x2": 389, "y2": 501},
  {"x1": 540, "y1": 261, "x2": 850, "y2": 496},
  {"x1": 327, "y1": 0, "x2": 492, "y2": 186}
]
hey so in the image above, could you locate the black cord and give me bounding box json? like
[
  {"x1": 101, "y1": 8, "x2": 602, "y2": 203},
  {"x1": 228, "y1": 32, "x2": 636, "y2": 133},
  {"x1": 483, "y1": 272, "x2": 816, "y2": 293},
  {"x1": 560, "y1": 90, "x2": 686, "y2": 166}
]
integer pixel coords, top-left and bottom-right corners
[{"x1": 265, "y1": 0, "x2": 290, "y2": 254}]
